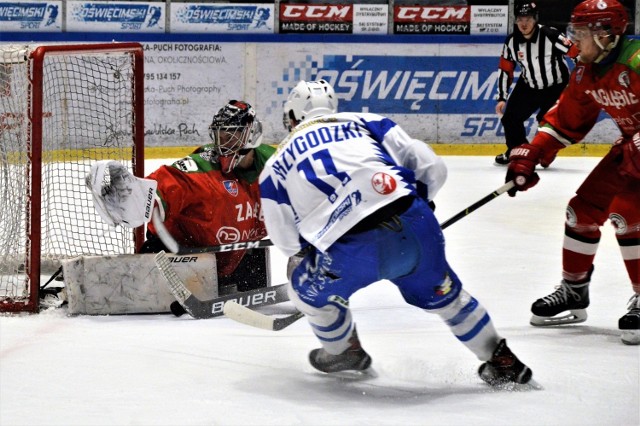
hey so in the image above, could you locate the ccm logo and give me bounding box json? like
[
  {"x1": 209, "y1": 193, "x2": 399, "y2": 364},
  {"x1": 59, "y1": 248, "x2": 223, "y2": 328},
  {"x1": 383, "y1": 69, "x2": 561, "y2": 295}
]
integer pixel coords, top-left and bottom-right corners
[
  {"x1": 281, "y1": 4, "x2": 351, "y2": 19},
  {"x1": 395, "y1": 6, "x2": 469, "y2": 21}
]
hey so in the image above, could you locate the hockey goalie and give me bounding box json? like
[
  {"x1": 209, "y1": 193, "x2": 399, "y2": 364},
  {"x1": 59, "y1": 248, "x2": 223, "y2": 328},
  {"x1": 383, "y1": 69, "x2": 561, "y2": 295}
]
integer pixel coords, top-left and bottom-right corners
[{"x1": 67, "y1": 100, "x2": 277, "y2": 316}]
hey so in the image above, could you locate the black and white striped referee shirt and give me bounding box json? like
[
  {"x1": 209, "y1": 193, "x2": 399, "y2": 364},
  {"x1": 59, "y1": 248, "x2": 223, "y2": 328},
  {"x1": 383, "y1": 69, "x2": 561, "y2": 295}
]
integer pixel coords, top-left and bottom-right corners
[{"x1": 497, "y1": 25, "x2": 578, "y2": 101}]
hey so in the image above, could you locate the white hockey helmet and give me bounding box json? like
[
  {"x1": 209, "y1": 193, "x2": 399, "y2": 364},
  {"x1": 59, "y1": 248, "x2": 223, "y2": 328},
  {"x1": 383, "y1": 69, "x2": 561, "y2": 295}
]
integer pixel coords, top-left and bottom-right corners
[{"x1": 283, "y1": 79, "x2": 338, "y2": 130}]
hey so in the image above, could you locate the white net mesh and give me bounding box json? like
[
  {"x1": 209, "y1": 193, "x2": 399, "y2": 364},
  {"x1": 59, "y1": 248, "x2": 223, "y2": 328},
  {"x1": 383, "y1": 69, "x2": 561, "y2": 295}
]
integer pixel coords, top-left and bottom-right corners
[{"x1": 0, "y1": 43, "x2": 143, "y2": 311}]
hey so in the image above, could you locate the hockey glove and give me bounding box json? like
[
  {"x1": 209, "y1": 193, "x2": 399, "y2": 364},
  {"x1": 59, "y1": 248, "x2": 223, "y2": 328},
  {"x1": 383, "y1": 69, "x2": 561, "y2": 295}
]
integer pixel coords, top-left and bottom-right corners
[
  {"x1": 614, "y1": 133, "x2": 640, "y2": 180},
  {"x1": 506, "y1": 144, "x2": 542, "y2": 197}
]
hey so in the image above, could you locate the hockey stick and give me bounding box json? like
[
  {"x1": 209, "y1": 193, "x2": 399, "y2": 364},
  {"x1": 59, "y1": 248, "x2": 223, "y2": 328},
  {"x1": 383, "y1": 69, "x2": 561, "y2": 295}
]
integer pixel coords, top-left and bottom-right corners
[
  {"x1": 151, "y1": 207, "x2": 273, "y2": 255},
  {"x1": 150, "y1": 179, "x2": 514, "y2": 256},
  {"x1": 154, "y1": 250, "x2": 291, "y2": 319},
  {"x1": 223, "y1": 180, "x2": 516, "y2": 331},
  {"x1": 439, "y1": 180, "x2": 515, "y2": 229}
]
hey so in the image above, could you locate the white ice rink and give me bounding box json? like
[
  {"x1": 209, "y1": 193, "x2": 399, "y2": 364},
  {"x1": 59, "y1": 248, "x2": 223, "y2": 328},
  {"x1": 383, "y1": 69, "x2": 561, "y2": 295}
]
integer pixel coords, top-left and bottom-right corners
[{"x1": 1, "y1": 156, "x2": 638, "y2": 426}]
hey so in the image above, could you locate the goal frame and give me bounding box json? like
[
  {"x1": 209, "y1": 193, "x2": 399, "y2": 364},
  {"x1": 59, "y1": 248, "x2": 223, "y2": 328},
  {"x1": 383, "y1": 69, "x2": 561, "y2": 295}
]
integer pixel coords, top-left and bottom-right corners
[{"x1": 1, "y1": 42, "x2": 145, "y2": 313}]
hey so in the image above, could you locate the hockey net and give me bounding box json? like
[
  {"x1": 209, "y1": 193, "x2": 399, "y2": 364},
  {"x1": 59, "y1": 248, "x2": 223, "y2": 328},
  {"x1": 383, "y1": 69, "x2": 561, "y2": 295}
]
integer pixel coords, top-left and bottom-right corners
[{"x1": 0, "y1": 43, "x2": 145, "y2": 313}]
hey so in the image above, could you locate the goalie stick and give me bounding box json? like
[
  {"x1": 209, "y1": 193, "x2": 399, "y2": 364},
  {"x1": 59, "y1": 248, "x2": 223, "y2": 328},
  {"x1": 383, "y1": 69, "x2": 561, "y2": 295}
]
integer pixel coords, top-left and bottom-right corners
[
  {"x1": 150, "y1": 207, "x2": 273, "y2": 255},
  {"x1": 222, "y1": 181, "x2": 516, "y2": 331},
  {"x1": 154, "y1": 251, "x2": 290, "y2": 319}
]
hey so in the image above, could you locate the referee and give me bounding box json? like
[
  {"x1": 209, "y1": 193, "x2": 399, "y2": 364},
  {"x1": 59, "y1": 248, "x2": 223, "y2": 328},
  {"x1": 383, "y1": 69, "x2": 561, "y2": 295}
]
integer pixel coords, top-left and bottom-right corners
[{"x1": 494, "y1": 1, "x2": 578, "y2": 166}]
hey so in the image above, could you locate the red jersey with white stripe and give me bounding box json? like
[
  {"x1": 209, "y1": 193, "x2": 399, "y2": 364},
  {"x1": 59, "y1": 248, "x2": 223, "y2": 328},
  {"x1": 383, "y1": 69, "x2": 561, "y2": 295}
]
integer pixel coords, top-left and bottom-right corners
[
  {"x1": 535, "y1": 37, "x2": 640, "y2": 147},
  {"x1": 147, "y1": 144, "x2": 275, "y2": 276}
]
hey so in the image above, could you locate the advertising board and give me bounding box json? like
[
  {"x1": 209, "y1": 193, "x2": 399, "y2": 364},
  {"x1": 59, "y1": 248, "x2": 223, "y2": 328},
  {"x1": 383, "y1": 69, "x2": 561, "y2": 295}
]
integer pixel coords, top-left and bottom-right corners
[
  {"x1": 66, "y1": 1, "x2": 165, "y2": 32},
  {"x1": 0, "y1": 1, "x2": 62, "y2": 31},
  {"x1": 137, "y1": 40, "x2": 617, "y2": 147}
]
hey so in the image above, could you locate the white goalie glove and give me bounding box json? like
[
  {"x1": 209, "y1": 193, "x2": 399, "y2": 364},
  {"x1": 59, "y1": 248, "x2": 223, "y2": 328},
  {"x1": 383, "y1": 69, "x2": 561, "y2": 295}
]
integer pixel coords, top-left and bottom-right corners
[{"x1": 86, "y1": 160, "x2": 158, "y2": 228}]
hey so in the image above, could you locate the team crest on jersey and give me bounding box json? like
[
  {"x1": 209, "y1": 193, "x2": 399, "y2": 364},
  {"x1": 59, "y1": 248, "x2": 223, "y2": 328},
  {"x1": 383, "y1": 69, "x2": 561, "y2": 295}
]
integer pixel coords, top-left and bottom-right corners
[
  {"x1": 371, "y1": 172, "x2": 397, "y2": 195},
  {"x1": 575, "y1": 66, "x2": 585, "y2": 84},
  {"x1": 618, "y1": 71, "x2": 630, "y2": 88},
  {"x1": 223, "y1": 180, "x2": 238, "y2": 196}
]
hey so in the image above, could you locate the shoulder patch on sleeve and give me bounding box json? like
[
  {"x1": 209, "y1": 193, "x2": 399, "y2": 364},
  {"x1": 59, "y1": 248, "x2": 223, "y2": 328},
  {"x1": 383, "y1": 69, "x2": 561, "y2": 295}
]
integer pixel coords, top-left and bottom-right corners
[
  {"x1": 172, "y1": 156, "x2": 199, "y2": 173},
  {"x1": 620, "y1": 39, "x2": 640, "y2": 75}
]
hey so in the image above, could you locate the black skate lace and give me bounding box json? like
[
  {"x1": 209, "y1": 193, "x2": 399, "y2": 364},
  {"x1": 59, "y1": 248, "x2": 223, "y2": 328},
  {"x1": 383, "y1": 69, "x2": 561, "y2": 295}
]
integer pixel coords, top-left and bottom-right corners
[
  {"x1": 541, "y1": 281, "x2": 583, "y2": 306},
  {"x1": 626, "y1": 294, "x2": 640, "y2": 311}
]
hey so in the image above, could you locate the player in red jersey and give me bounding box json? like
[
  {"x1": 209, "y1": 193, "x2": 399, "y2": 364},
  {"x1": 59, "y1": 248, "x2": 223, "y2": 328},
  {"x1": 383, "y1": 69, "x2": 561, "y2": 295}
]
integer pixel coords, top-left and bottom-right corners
[
  {"x1": 143, "y1": 100, "x2": 276, "y2": 293},
  {"x1": 88, "y1": 100, "x2": 275, "y2": 300},
  {"x1": 504, "y1": 0, "x2": 640, "y2": 344}
]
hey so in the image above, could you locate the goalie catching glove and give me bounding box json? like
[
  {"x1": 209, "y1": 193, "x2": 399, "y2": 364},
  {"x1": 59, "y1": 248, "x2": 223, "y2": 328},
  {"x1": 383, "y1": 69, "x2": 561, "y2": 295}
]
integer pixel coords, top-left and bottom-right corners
[
  {"x1": 86, "y1": 160, "x2": 158, "y2": 228},
  {"x1": 505, "y1": 144, "x2": 542, "y2": 197}
]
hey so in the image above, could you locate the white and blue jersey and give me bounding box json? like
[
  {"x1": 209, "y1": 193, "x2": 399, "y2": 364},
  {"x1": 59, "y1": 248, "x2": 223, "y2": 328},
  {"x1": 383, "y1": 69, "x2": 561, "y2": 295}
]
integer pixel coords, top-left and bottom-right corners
[
  {"x1": 261, "y1": 112, "x2": 501, "y2": 361},
  {"x1": 259, "y1": 112, "x2": 447, "y2": 257}
]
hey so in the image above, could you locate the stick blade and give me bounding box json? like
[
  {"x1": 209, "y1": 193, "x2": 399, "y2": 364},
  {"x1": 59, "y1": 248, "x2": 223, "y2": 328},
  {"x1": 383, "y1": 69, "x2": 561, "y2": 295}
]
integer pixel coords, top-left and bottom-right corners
[
  {"x1": 272, "y1": 311, "x2": 305, "y2": 331},
  {"x1": 223, "y1": 301, "x2": 304, "y2": 331},
  {"x1": 223, "y1": 301, "x2": 277, "y2": 330}
]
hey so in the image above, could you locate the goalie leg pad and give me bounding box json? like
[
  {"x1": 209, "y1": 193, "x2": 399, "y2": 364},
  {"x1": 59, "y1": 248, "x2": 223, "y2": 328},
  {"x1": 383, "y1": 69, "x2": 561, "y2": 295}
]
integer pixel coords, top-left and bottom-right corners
[{"x1": 63, "y1": 253, "x2": 217, "y2": 315}]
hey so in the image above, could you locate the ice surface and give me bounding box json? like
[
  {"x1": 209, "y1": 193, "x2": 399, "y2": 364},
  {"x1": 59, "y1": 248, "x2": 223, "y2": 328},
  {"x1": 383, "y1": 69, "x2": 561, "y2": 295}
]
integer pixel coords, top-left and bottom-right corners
[{"x1": 1, "y1": 156, "x2": 638, "y2": 426}]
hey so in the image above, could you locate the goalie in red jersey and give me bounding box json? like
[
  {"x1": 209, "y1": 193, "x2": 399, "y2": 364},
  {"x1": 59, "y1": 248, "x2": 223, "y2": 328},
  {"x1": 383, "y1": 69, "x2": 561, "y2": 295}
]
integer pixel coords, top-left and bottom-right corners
[
  {"x1": 89, "y1": 100, "x2": 276, "y2": 301},
  {"x1": 504, "y1": 0, "x2": 640, "y2": 344}
]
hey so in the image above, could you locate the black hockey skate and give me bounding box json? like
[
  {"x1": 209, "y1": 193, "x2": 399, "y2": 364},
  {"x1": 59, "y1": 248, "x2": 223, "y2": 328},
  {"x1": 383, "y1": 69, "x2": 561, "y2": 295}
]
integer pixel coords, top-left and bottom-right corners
[
  {"x1": 309, "y1": 327, "x2": 372, "y2": 373},
  {"x1": 530, "y1": 268, "x2": 592, "y2": 326},
  {"x1": 39, "y1": 286, "x2": 67, "y2": 309},
  {"x1": 478, "y1": 339, "x2": 532, "y2": 386},
  {"x1": 619, "y1": 294, "x2": 640, "y2": 345}
]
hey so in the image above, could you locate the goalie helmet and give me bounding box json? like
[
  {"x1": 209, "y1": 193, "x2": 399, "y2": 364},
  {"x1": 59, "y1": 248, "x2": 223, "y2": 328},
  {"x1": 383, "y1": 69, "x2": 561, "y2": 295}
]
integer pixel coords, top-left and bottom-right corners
[
  {"x1": 570, "y1": 0, "x2": 628, "y2": 36},
  {"x1": 283, "y1": 79, "x2": 338, "y2": 131},
  {"x1": 208, "y1": 100, "x2": 263, "y2": 173}
]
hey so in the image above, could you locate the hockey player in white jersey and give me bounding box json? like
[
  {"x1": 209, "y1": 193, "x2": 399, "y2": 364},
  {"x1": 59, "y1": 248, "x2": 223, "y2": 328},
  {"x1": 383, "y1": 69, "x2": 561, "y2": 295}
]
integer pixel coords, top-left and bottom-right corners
[{"x1": 259, "y1": 79, "x2": 533, "y2": 386}]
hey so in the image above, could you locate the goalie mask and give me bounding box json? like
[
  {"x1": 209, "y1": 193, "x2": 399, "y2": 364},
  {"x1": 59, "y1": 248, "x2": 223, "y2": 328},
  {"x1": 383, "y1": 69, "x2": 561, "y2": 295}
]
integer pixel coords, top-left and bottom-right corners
[
  {"x1": 283, "y1": 79, "x2": 338, "y2": 131},
  {"x1": 208, "y1": 100, "x2": 263, "y2": 174}
]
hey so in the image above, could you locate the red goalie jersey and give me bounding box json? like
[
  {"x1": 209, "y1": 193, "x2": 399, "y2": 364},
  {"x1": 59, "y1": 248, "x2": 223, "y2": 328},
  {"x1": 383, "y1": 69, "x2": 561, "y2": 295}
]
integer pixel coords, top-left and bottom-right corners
[{"x1": 146, "y1": 144, "x2": 275, "y2": 276}]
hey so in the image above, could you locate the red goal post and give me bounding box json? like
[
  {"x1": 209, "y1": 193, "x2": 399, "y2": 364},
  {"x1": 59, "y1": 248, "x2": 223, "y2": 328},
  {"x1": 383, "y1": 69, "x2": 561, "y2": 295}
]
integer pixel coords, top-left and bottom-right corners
[{"x1": 0, "y1": 42, "x2": 145, "y2": 313}]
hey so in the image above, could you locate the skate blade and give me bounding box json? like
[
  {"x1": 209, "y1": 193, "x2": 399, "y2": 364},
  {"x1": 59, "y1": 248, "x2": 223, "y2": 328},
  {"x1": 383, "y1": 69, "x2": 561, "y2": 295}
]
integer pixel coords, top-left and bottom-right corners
[
  {"x1": 329, "y1": 367, "x2": 378, "y2": 381},
  {"x1": 621, "y1": 330, "x2": 640, "y2": 345},
  {"x1": 530, "y1": 309, "x2": 587, "y2": 326},
  {"x1": 489, "y1": 378, "x2": 544, "y2": 392}
]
